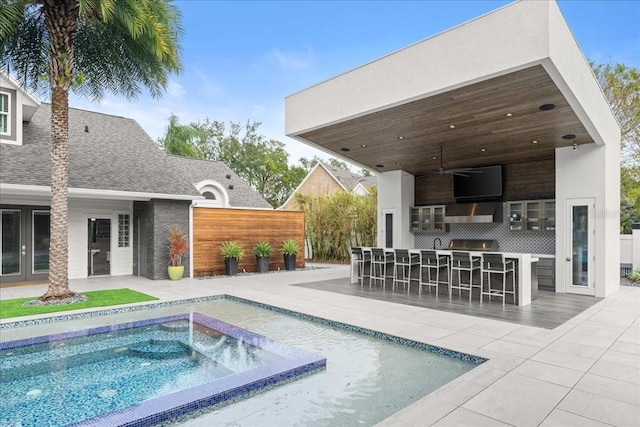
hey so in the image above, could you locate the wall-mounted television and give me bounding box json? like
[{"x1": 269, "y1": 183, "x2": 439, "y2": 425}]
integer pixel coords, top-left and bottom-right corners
[{"x1": 453, "y1": 165, "x2": 503, "y2": 200}]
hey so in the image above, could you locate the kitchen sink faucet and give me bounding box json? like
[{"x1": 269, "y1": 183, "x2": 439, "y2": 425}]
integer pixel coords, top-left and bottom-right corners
[{"x1": 433, "y1": 237, "x2": 442, "y2": 249}]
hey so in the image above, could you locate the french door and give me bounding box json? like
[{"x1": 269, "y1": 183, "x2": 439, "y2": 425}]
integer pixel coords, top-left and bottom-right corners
[
  {"x1": 0, "y1": 206, "x2": 50, "y2": 284},
  {"x1": 565, "y1": 198, "x2": 594, "y2": 295}
]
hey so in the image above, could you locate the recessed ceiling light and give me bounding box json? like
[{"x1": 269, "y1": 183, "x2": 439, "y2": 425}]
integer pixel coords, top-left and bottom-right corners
[
  {"x1": 532, "y1": 140, "x2": 539, "y2": 144},
  {"x1": 340, "y1": 147, "x2": 350, "y2": 152},
  {"x1": 361, "y1": 144, "x2": 367, "y2": 148},
  {"x1": 448, "y1": 124, "x2": 456, "y2": 129},
  {"x1": 562, "y1": 134, "x2": 576, "y2": 140},
  {"x1": 431, "y1": 156, "x2": 438, "y2": 160},
  {"x1": 376, "y1": 164, "x2": 384, "y2": 168},
  {"x1": 397, "y1": 136, "x2": 404, "y2": 140},
  {"x1": 480, "y1": 148, "x2": 487, "y2": 152},
  {"x1": 539, "y1": 104, "x2": 556, "y2": 111},
  {"x1": 395, "y1": 162, "x2": 401, "y2": 165},
  {"x1": 505, "y1": 113, "x2": 513, "y2": 117}
]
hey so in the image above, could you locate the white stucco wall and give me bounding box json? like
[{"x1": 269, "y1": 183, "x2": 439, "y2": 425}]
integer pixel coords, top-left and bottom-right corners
[
  {"x1": 68, "y1": 199, "x2": 133, "y2": 279},
  {"x1": 377, "y1": 171, "x2": 414, "y2": 249},
  {"x1": 555, "y1": 142, "x2": 620, "y2": 298}
]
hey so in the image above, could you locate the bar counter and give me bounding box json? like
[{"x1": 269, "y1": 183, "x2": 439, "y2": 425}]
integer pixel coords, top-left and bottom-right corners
[{"x1": 355, "y1": 248, "x2": 539, "y2": 306}]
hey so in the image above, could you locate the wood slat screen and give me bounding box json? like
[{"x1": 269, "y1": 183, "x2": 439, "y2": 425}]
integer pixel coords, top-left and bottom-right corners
[{"x1": 193, "y1": 208, "x2": 305, "y2": 277}]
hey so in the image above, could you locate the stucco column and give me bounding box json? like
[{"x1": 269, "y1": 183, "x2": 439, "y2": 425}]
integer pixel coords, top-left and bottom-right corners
[{"x1": 377, "y1": 170, "x2": 414, "y2": 248}]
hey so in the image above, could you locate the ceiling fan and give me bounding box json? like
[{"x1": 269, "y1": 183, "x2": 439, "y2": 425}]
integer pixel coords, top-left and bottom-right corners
[{"x1": 433, "y1": 143, "x2": 483, "y2": 177}]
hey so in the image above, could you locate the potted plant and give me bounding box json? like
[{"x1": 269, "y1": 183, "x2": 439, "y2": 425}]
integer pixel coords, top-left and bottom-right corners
[
  {"x1": 280, "y1": 239, "x2": 300, "y2": 271},
  {"x1": 167, "y1": 225, "x2": 188, "y2": 280},
  {"x1": 252, "y1": 241, "x2": 272, "y2": 273},
  {"x1": 220, "y1": 241, "x2": 244, "y2": 276}
]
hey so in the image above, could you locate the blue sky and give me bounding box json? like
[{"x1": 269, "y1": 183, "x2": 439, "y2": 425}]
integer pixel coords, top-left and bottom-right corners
[{"x1": 70, "y1": 0, "x2": 640, "y2": 165}]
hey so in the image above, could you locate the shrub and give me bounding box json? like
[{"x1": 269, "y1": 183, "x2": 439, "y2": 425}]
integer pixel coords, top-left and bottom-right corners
[
  {"x1": 168, "y1": 225, "x2": 188, "y2": 266},
  {"x1": 220, "y1": 241, "x2": 244, "y2": 260},
  {"x1": 280, "y1": 239, "x2": 300, "y2": 255},
  {"x1": 252, "y1": 241, "x2": 272, "y2": 257}
]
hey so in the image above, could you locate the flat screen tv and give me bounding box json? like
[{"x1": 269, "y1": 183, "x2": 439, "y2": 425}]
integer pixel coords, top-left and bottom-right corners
[{"x1": 453, "y1": 165, "x2": 503, "y2": 200}]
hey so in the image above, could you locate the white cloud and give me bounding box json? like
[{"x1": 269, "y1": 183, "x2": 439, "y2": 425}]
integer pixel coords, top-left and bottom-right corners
[
  {"x1": 167, "y1": 80, "x2": 186, "y2": 98},
  {"x1": 269, "y1": 48, "x2": 313, "y2": 70}
]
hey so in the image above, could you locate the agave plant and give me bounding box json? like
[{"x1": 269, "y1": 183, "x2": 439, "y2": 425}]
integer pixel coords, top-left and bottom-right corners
[
  {"x1": 220, "y1": 241, "x2": 244, "y2": 260},
  {"x1": 252, "y1": 241, "x2": 273, "y2": 258}
]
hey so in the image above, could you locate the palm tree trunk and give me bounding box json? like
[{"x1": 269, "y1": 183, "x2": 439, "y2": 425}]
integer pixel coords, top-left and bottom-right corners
[{"x1": 40, "y1": 0, "x2": 79, "y2": 301}]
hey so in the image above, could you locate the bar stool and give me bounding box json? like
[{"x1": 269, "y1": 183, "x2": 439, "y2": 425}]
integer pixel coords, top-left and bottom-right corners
[
  {"x1": 382, "y1": 249, "x2": 396, "y2": 288},
  {"x1": 450, "y1": 251, "x2": 481, "y2": 301},
  {"x1": 481, "y1": 253, "x2": 516, "y2": 305},
  {"x1": 350, "y1": 247, "x2": 371, "y2": 286},
  {"x1": 394, "y1": 249, "x2": 420, "y2": 292},
  {"x1": 419, "y1": 250, "x2": 450, "y2": 297},
  {"x1": 369, "y1": 248, "x2": 384, "y2": 288}
]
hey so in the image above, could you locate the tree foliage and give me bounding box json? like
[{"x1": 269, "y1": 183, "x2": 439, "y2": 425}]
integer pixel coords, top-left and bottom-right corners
[
  {"x1": 591, "y1": 62, "x2": 640, "y2": 233},
  {"x1": 295, "y1": 188, "x2": 377, "y2": 262},
  {"x1": 158, "y1": 115, "x2": 306, "y2": 207},
  {"x1": 591, "y1": 62, "x2": 639, "y2": 167}
]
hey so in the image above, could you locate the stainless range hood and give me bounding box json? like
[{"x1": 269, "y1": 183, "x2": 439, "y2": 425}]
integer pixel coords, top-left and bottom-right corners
[{"x1": 444, "y1": 202, "x2": 503, "y2": 223}]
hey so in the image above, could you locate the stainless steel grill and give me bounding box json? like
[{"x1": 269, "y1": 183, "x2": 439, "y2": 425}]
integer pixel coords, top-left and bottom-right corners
[{"x1": 448, "y1": 239, "x2": 499, "y2": 252}]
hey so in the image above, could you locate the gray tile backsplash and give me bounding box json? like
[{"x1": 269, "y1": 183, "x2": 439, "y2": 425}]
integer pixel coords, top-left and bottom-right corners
[{"x1": 414, "y1": 204, "x2": 555, "y2": 255}]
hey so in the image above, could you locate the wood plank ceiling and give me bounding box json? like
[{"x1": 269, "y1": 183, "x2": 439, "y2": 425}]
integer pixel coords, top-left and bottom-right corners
[{"x1": 298, "y1": 65, "x2": 593, "y2": 175}]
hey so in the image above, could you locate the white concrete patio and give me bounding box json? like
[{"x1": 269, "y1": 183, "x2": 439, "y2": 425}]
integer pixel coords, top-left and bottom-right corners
[{"x1": 1, "y1": 264, "x2": 639, "y2": 426}]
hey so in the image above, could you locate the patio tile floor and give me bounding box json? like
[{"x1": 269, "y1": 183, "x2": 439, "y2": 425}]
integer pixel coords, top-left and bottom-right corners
[{"x1": 1, "y1": 263, "x2": 638, "y2": 426}]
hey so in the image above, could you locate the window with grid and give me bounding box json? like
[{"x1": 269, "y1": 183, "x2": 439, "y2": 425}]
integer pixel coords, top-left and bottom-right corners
[
  {"x1": 0, "y1": 92, "x2": 9, "y2": 135},
  {"x1": 118, "y1": 214, "x2": 130, "y2": 247}
]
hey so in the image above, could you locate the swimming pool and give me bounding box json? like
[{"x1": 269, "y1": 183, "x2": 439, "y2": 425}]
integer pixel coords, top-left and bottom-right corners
[{"x1": 1, "y1": 296, "x2": 486, "y2": 426}]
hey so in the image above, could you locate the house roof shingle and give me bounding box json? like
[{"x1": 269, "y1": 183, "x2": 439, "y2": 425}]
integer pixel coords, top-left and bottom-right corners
[{"x1": 0, "y1": 103, "x2": 271, "y2": 208}]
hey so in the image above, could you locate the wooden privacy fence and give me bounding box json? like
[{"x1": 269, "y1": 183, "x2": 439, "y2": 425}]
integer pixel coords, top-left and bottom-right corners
[{"x1": 193, "y1": 207, "x2": 305, "y2": 277}]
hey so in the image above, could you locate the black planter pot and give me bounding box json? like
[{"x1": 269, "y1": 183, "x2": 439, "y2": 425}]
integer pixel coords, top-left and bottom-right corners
[
  {"x1": 256, "y1": 256, "x2": 270, "y2": 273},
  {"x1": 283, "y1": 254, "x2": 296, "y2": 271},
  {"x1": 225, "y1": 257, "x2": 239, "y2": 276}
]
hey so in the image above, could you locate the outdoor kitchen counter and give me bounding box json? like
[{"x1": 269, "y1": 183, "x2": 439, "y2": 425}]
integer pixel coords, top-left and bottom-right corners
[{"x1": 355, "y1": 248, "x2": 538, "y2": 306}]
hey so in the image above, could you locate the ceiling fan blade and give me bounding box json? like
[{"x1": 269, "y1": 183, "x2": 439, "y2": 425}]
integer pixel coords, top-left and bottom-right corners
[{"x1": 446, "y1": 168, "x2": 484, "y2": 174}]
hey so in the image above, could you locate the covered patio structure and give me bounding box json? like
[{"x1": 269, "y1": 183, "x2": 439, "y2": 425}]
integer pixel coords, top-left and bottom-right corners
[{"x1": 285, "y1": 0, "x2": 620, "y2": 300}]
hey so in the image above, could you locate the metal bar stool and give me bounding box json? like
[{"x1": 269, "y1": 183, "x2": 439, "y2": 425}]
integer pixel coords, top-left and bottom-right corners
[
  {"x1": 350, "y1": 247, "x2": 371, "y2": 286},
  {"x1": 382, "y1": 249, "x2": 396, "y2": 288},
  {"x1": 450, "y1": 251, "x2": 481, "y2": 300},
  {"x1": 481, "y1": 253, "x2": 516, "y2": 305},
  {"x1": 394, "y1": 249, "x2": 420, "y2": 292},
  {"x1": 419, "y1": 250, "x2": 450, "y2": 297},
  {"x1": 370, "y1": 248, "x2": 386, "y2": 288}
]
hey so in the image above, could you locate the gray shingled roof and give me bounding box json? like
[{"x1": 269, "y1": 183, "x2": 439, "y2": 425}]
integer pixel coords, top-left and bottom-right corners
[
  {"x1": 321, "y1": 162, "x2": 376, "y2": 190},
  {"x1": 166, "y1": 155, "x2": 272, "y2": 208},
  {"x1": 0, "y1": 103, "x2": 271, "y2": 208}
]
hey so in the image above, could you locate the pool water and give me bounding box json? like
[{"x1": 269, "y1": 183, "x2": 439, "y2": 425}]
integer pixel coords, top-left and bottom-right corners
[
  {"x1": 1, "y1": 313, "x2": 325, "y2": 427},
  {"x1": 0, "y1": 297, "x2": 484, "y2": 426}
]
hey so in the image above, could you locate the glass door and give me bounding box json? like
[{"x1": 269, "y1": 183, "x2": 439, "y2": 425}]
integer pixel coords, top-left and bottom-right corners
[
  {"x1": 30, "y1": 210, "x2": 50, "y2": 280},
  {"x1": 565, "y1": 198, "x2": 594, "y2": 295},
  {"x1": 88, "y1": 218, "x2": 111, "y2": 276},
  {"x1": 1, "y1": 209, "x2": 23, "y2": 280}
]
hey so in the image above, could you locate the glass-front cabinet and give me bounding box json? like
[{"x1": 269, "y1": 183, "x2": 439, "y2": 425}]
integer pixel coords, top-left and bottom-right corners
[
  {"x1": 410, "y1": 205, "x2": 447, "y2": 233},
  {"x1": 508, "y1": 199, "x2": 555, "y2": 232}
]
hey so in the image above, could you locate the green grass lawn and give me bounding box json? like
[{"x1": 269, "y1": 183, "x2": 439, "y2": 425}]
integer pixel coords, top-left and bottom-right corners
[{"x1": 0, "y1": 288, "x2": 158, "y2": 319}]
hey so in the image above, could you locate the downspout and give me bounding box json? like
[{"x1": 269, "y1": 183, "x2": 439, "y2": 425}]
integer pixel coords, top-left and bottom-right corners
[{"x1": 189, "y1": 201, "x2": 195, "y2": 279}]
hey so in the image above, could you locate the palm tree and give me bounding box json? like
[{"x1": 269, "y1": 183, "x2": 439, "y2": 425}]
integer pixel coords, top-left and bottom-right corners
[{"x1": 0, "y1": 0, "x2": 182, "y2": 300}]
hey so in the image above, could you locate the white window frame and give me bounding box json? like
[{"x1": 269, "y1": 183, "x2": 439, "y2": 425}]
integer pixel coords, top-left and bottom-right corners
[{"x1": 0, "y1": 91, "x2": 10, "y2": 136}]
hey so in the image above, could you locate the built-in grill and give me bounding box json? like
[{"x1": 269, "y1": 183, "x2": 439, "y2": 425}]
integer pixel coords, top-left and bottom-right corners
[{"x1": 448, "y1": 239, "x2": 499, "y2": 252}]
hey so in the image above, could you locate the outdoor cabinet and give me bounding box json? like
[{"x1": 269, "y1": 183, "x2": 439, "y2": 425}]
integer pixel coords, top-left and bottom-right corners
[
  {"x1": 538, "y1": 257, "x2": 555, "y2": 291},
  {"x1": 410, "y1": 205, "x2": 448, "y2": 233},
  {"x1": 508, "y1": 200, "x2": 555, "y2": 232}
]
